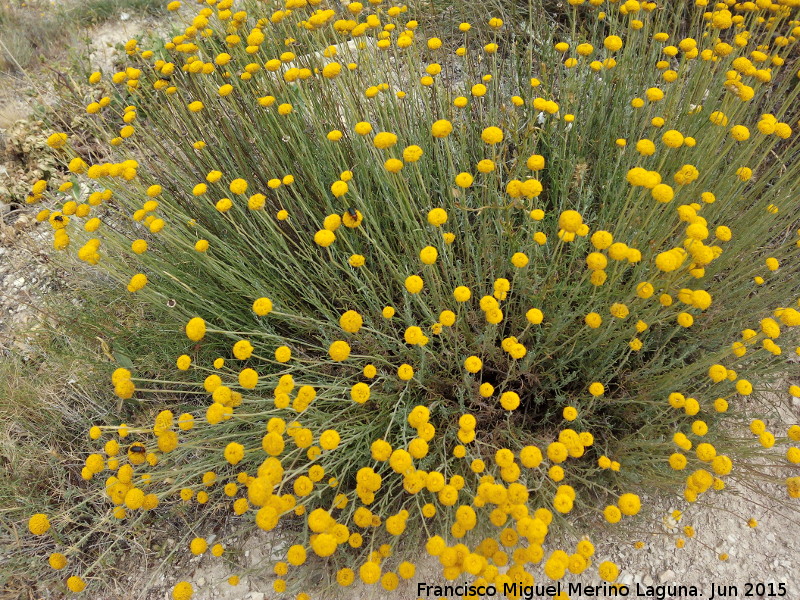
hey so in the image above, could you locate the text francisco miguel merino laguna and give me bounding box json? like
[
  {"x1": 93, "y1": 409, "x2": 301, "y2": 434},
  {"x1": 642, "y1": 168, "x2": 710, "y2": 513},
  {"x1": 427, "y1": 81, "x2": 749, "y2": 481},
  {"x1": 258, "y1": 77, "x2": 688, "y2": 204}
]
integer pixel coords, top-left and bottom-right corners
[{"x1": 417, "y1": 581, "x2": 718, "y2": 599}]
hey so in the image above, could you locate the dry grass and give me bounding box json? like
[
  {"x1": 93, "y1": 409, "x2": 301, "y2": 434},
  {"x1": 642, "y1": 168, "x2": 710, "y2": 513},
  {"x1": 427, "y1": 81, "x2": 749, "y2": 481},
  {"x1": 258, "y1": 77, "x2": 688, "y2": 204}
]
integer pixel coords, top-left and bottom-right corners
[{"x1": 0, "y1": 0, "x2": 162, "y2": 74}]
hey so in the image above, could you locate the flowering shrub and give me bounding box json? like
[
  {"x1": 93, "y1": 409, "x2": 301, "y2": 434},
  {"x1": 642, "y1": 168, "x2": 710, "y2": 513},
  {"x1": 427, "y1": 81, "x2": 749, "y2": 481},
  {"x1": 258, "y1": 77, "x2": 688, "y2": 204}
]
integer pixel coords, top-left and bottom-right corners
[{"x1": 23, "y1": 0, "x2": 800, "y2": 596}]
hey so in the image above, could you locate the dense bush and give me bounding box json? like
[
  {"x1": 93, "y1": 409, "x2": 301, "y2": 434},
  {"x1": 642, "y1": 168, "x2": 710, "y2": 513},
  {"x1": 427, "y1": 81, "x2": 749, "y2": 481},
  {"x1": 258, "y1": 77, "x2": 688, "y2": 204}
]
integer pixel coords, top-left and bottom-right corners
[{"x1": 21, "y1": 0, "x2": 800, "y2": 595}]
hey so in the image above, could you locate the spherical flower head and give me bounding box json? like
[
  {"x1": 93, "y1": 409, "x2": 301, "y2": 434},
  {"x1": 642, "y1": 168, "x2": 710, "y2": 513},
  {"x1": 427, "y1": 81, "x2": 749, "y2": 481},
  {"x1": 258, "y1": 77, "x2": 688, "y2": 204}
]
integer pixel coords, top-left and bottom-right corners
[
  {"x1": 127, "y1": 273, "x2": 148, "y2": 293},
  {"x1": 730, "y1": 125, "x2": 750, "y2": 141},
  {"x1": 402, "y1": 145, "x2": 423, "y2": 162},
  {"x1": 47, "y1": 132, "x2": 68, "y2": 149},
  {"x1": 669, "y1": 453, "x2": 687, "y2": 470},
  {"x1": 48, "y1": 552, "x2": 67, "y2": 570},
  {"x1": 618, "y1": 493, "x2": 641, "y2": 516},
  {"x1": 464, "y1": 356, "x2": 483, "y2": 373},
  {"x1": 312, "y1": 533, "x2": 338, "y2": 557},
  {"x1": 329, "y1": 340, "x2": 351, "y2": 361},
  {"x1": 373, "y1": 131, "x2": 398, "y2": 149},
  {"x1": 385, "y1": 158, "x2": 403, "y2": 173},
  {"x1": 645, "y1": 87, "x2": 664, "y2": 101},
  {"x1": 431, "y1": 119, "x2": 453, "y2": 138},
  {"x1": 189, "y1": 537, "x2": 207, "y2": 555},
  {"x1": 319, "y1": 429, "x2": 340, "y2": 450},
  {"x1": 609, "y1": 302, "x2": 629, "y2": 319},
  {"x1": 330, "y1": 180, "x2": 348, "y2": 197},
  {"x1": 481, "y1": 126, "x2": 504, "y2": 145},
  {"x1": 527, "y1": 154, "x2": 545, "y2": 171},
  {"x1": 412, "y1": 245, "x2": 439, "y2": 267},
  {"x1": 427, "y1": 207, "x2": 448, "y2": 226},
  {"x1": 455, "y1": 172, "x2": 473, "y2": 188},
  {"x1": 477, "y1": 159, "x2": 495, "y2": 173},
  {"x1": 185, "y1": 317, "x2": 206, "y2": 341},
  {"x1": 558, "y1": 210, "x2": 583, "y2": 233},
  {"x1": 315, "y1": 229, "x2": 336, "y2": 247},
  {"x1": 397, "y1": 364, "x2": 414, "y2": 381},
  {"x1": 562, "y1": 406, "x2": 578, "y2": 421},
  {"x1": 585, "y1": 312, "x2": 602, "y2": 328},
  {"x1": 604, "y1": 35, "x2": 623, "y2": 51},
  {"x1": 505, "y1": 252, "x2": 529, "y2": 271},
  {"x1": 339, "y1": 310, "x2": 363, "y2": 333},
  {"x1": 232, "y1": 339, "x2": 254, "y2": 360},
  {"x1": 67, "y1": 576, "x2": 87, "y2": 592},
  {"x1": 736, "y1": 379, "x2": 752, "y2": 395},
  {"x1": 28, "y1": 513, "x2": 50, "y2": 535},
  {"x1": 490, "y1": 390, "x2": 518, "y2": 412},
  {"x1": 661, "y1": 129, "x2": 684, "y2": 148},
  {"x1": 224, "y1": 442, "x2": 245, "y2": 465},
  {"x1": 588, "y1": 231, "x2": 613, "y2": 251},
  {"x1": 170, "y1": 581, "x2": 194, "y2": 600},
  {"x1": 586, "y1": 252, "x2": 607, "y2": 271},
  {"x1": 588, "y1": 382, "x2": 605, "y2": 397},
  {"x1": 598, "y1": 561, "x2": 619, "y2": 582},
  {"x1": 603, "y1": 505, "x2": 622, "y2": 524},
  {"x1": 252, "y1": 297, "x2": 273, "y2": 316},
  {"x1": 405, "y1": 275, "x2": 424, "y2": 294}
]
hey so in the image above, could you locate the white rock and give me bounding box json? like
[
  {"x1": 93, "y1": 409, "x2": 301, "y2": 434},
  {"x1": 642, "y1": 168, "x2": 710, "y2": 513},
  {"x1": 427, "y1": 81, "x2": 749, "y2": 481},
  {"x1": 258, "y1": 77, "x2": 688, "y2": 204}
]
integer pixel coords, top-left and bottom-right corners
[
  {"x1": 659, "y1": 570, "x2": 675, "y2": 583},
  {"x1": 249, "y1": 593, "x2": 265, "y2": 600}
]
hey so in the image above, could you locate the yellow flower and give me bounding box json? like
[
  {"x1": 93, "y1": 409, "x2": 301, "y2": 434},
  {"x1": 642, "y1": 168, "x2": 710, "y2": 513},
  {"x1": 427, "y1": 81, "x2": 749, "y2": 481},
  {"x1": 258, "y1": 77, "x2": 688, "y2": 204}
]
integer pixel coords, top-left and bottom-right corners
[
  {"x1": 253, "y1": 297, "x2": 273, "y2": 316},
  {"x1": 481, "y1": 126, "x2": 504, "y2": 144},
  {"x1": 48, "y1": 552, "x2": 67, "y2": 570},
  {"x1": 384, "y1": 158, "x2": 403, "y2": 173},
  {"x1": 47, "y1": 133, "x2": 68, "y2": 149},
  {"x1": 431, "y1": 119, "x2": 453, "y2": 138},
  {"x1": 67, "y1": 576, "x2": 87, "y2": 593},
  {"x1": 598, "y1": 561, "x2": 619, "y2": 582},
  {"x1": 463, "y1": 356, "x2": 482, "y2": 373},
  {"x1": 373, "y1": 132, "x2": 398, "y2": 149},
  {"x1": 604, "y1": 35, "x2": 623, "y2": 51},
  {"x1": 404, "y1": 275, "x2": 423, "y2": 294},
  {"x1": 331, "y1": 180, "x2": 348, "y2": 197},
  {"x1": 427, "y1": 208, "x2": 448, "y2": 226},
  {"x1": 28, "y1": 513, "x2": 51, "y2": 535},
  {"x1": 455, "y1": 172, "x2": 473, "y2": 188},
  {"x1": 397, "y1": 364, "x2": 414, "y2": 381},
  {"x1": 314, "y1": 229, "x2": 336, "y2": 247},
  {"x1": 419, "y1": 246, "x2": 438, "y2": 265},
  {"x1": 354, "y1": 121, "x2": 373, "y2": 135},
  {"x1": 329, "y1": 340, "x2": 351, "y2": 361},
  {"x1": 403, "y1": 145, "x2": 423, "y2": 162},
  {"x1": 238, "y1": 368, "x2": 258, "y2": 389},
  {"x1": 172, "y1": 581, "x2": 194, "y2": 600},
  {"x1": 229, "y1": 178, "x2": 248, "y2": 194},
  {"x1": 340, "y1": 310, "x2": 363, "y2": 333},
  {"x1": 126, "y1": 273, "x2": 148, "y2": 293},
  {"x1": 185, "y1": 317, "x2": 206, "y2": 341}
]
